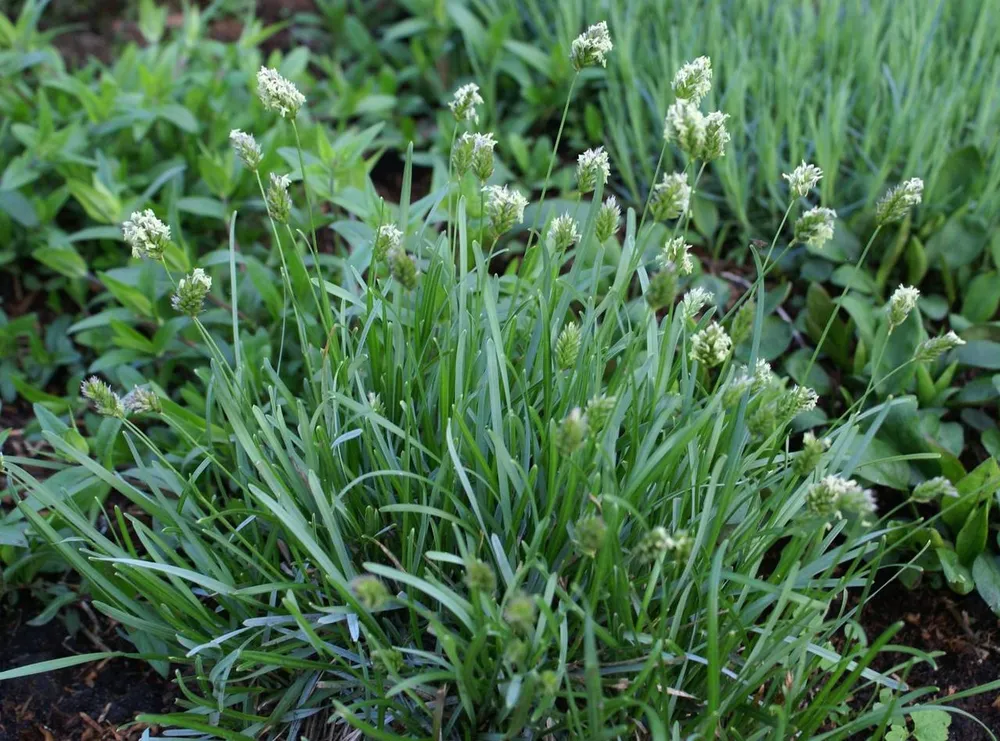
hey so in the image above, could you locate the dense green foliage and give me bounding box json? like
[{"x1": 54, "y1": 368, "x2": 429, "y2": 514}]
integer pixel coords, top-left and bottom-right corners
[{"x1": 2, "y1": 1, "x2": 1000, "y2": 737}]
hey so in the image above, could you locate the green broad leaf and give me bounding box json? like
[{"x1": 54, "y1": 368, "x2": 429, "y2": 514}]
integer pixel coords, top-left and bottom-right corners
[
  {"x1": 98, "y1": 271, "x2": 154, "y2": 317},
  {"x1": 957, "y1": 340, "x2": 1000, "y2": 369},
  {"x1": 783, "y1": 348, "x2": 832, "y2": 395},
  {"x1": 0, "y1": 188, "x2": 39, "y2": 227},
  {"x1": 1, "y1": 152, "x2": 41, "y2": 191},
  {"x1": 177, "y1": 196, "x2": 227, "y2": 220},
  {"x1": 67, "y1": 178, "x2": 122, "y2": 224},
  {"x1": 910, "y1": 708, "x2": 951, "y2": 741},
  {"x1": 955, "y1": 501, "x2": 990, "y2": 565},
  {"x1": 961, "y1": 271, "x2": 1000, "y2": 323},
  {"x1": 982, "y1": 428, "x2": 1000, "y2": 459},
  {"x1": 973, "y1": 553, "x2": 1000, "y2": 618},
  {"x1": 918, "y1": 293, "x2": 948, "y2": 321},
  {"x1": 838, "y1": 295, "x2": 877, "y2": 347},
  {"x1": 691, "y1": 195, "x2": 719, "y2": 239},
  {"x1": 936, "y1": 548, "x2": 974, "y2": 595},
  {"x1": 925, "y1": 213, "x2": 989, "y2": 270},
  {"x1": 850, "y1": 436, "x2": 912, "y2": 490},
  {"x1": 32, "y1": 244, "x2": 88, "y2": 279},
  {"x1": 930, "y1": 145, "x2": 985, "y2": 213},
  {"x1": 943, "y1": 458, "x2": 1000, "y2": 533},
  {"x1": 502, "y1": 40, "x2": 552, "y2": 77},
  {"x1": 156, "y1": 103, "x2": 199, "y2": 133},
  {"x1": 756, "y1": 315, "x2": 792, "y2": 361},
  {"x1": 830, "y1": 265, "x2": 876, "y2": 294}
]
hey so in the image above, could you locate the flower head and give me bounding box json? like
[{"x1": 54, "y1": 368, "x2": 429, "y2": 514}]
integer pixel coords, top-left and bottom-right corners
[
  {"x1": 367, "y1": 392, "x2": 385, "y2": 416},
  {"x1": 777, "y1": 385, "x2": 818, "y2": 420},
  {"x1": 585, "y1": 394, "x2": 617, "y2": 436},
  {"x1": 171, "y1": 268, "x2": 212, "y2": 316},
  {"x1": 122, "y1": 209, "x2": 170, "y2": 260},
  {"x1": 723, "y1": 371, "x2": 754, "y2": 407},
  {"x1": 265, "y1": 173, "x2": 292, "y2": 224},
  {"x1": 570, "y1": 21, "x2": 613, "y2": 70},
  {"x1": 547, "y1": 213, "x2": 581, "y2": 251},
  {"x1": 794, "y1": 206, "x2": 836, "y2": 249},
  {"x1": 229, "y1": 129, "x2": 262, "y2": 170},
  {"x1": 911, "y1": 477, "x2": 958, "y2": 503},
  {"x1": 701, "y1": 111, "x2": 730, "y2": 161},
  {"x1": 81, "y1": 376, "x2": 125, "y2": 418},
  {"x1": 595, "y1": 195, "x2": 621, "y2": 241},
  {"x1": 483, "y1": 185, "x2": 528, "y2": 236},
  {"x1": 256, "y1": 66, "x2": 305, "y2": 118},
  {"x1": 646, "y1": 270, "x2": 676, "y2": 310},
  {"x1": 464, "y1": 558, "x2": 496, "y2": 593},
  {"x1": 663, "y1": 100, "x2": 705, "y2": 159},
  {"x1": 806, "y1": 475, "x2": 877, "y2": 525},
  {"x1": 672, "y1": 56, "x2": 712, "y2": 104},
  {"x1": 122, "y1": 386, "x2": 160, "y2": 415},
  {"x1": 449, "y1": 82, "x2": 484, "y2": 124},
  {"x1": 555, "y1": 321, "x2": 582, "y2": 369},
  {"x1": 650, "y1": 172, "x2": 690, "y2": 221},
  {"x1": 783, "y1": 161, "x2": 823, "y2": 198},
  {"x1": 690, "y1": 321, "x2": 732, "y2": 367},
  {"x1": 681, "y1": 287, "x2": 714, "y2": 321},
  {"x1": 636, "y1": 527, "x2": 692, "y2": 562},
  {"x1": 750, "y1": 359, "x2": 776, "y2": 391},
  {"x1": 373, "y1": 223, "x2": 403, "y2": 261},
  {"x1": 504, "y1": 592, "x2": 537, "y2": 633},
  {"x1": 388, "y1": 247, "x2": 420, "y2": 290},
  {"x1": 887, "y1": 285, "x2": 920, "y2": 331},
  {"x1": 660, "y1": 237, "x2": 694, "y2": 275},
  {"x1": 352, "y1": 576, "x2": 390, "y2": 611},
  {"x1": 794, "y1": 432, "x2": 830, "y2": 478},
  {"x1": 876, "y1": 178, "x2": 923, "y2": 226},
  {"x1": 914, "y1": 331, "x2": 965, "y2": 363},
  {"x1": 556, "y1": 407, "x2": 589, "y2": 455},
  {"x1": 452, "y1": 132, "x2": 476, "y2": 176},
  {"x1": 469, "y1": 132, "x2": 496, "y2": 182},
  {"x1": 576, "y1": 147, "x2": 611, "y2": 193},
  {"x1": 573, "y1": 515, "x2": 607, "y2": 558}
]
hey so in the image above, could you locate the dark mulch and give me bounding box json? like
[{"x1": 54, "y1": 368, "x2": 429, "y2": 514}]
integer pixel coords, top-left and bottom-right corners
[
  {"x1": 858, "y1": 579, "x2": 1000, "y2": 738},
  {"x1": 0, "y1": 596, "x2": 174, "y2": 741}
]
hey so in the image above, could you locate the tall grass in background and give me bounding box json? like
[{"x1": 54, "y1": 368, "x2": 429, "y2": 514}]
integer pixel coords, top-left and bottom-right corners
[{"x1": 458, "y1": 0, "x2": 999, "y2": 235}]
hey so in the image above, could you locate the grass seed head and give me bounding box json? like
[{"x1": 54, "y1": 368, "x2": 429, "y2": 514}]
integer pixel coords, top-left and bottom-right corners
[
  {"x1": 256, "y1": 66, "x2": 305, "y2": 118},
  {"x1": 576, "y1": 146, "x2": 611, "y2": 193},
  {"x1": 123, "y1": 209, "x2": 170, "y2": 260},
  {"x1": 783, "y1": 161, "x2": 823, "y2": 198},
  {"x1": 887, "y1": 284, "x2": 920, "y2": 331},
  {"x1": 595, "y1": 195, "x2": 621, "y2": 241},
  {"x1": 672, "y1": 56, "x2": 713, "y2": 104},
  {"x1": 690, "y1": 321, "x2": 732, "y2": 367},
  {"x1": 449, "y1": 82, "x2": 484, "y2": 124},
  {"x1": 794, "y1": 206, "x2": 836, "y2": 248},
  {"x1": 876, "y1": 177, "x2": 923, "y2": 226},
  {"x1": 229, "y1": 129, "x2": 262, "y2": 170},
  {"x1": 570, "y1": 21, "x2": 613, "y2": 70},
  {"x1": 650, "y1": 172, "x2": 691, "y2": 221},
  {"x1": 171, "y1": 268, "x2": 212, "y2": 316}
]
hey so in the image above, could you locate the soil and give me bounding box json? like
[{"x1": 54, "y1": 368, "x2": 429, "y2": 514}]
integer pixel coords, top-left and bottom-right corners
[
  {"x1": 858, "y1": 580, "x2": 1000, "y2": 738},
  {"x1": 0, "y1": 595, "x2": 175, "y2": 741}
]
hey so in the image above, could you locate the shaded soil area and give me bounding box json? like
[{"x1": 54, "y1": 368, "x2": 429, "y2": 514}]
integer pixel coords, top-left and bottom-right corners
[
  {"x1": 859, "y1": 580, "x2": 1000, "y2": 738},
  {"x1": 0, "y1": 596, "x2": 174, "y2": 741}
]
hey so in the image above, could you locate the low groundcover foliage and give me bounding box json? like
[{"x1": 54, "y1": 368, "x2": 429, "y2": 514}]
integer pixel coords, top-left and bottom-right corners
[{"x1": 4, "y1": 27, "x2": 969, "y2": 740}]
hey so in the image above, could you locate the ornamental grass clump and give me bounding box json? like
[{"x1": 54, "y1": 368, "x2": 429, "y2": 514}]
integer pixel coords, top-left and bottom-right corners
[{"x1": 4, "y1": 41, "x2": 950, "y2": 740}]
